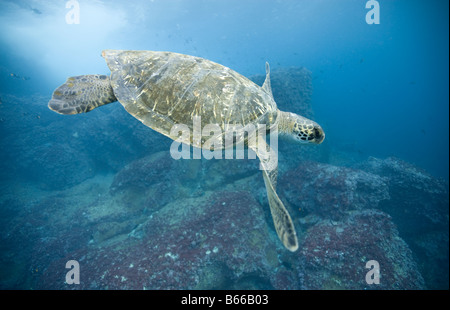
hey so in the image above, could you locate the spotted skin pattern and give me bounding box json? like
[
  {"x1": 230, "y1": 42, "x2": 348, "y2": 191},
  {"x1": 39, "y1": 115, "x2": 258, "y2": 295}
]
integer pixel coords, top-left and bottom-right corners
[{"x1": 48, "y1": 75, "x2": 117, "y2": 115}]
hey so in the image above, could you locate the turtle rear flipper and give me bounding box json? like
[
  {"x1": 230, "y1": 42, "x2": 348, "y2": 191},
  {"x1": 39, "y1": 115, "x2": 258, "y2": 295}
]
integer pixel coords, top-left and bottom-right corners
[{"x1": 48, "y1": 74, "x2": 117, "y2": 115}]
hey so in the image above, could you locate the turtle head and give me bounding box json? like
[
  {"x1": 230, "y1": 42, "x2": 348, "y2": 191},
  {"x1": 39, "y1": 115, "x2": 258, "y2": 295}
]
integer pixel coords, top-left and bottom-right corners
[{"x1": 279, "y1": 111, "x2": 325, "y2": 144}]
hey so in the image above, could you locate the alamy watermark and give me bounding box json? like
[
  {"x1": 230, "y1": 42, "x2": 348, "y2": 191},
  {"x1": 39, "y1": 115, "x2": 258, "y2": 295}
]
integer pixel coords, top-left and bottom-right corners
[
  {"x1": 65, "y1": 260, "x2": 80, "y2": 284},
  {"x1": 366, "y1": 0, "x2": 380, "y2": 24},
  {"x1": 168, "y1": 116, "x2": 279, "y2": 171},
  {"x1": 65, "y1": 258, "x2": 381, "y2": 286},
  {"x1": 66, "y1": 0, "x2": 80, "y2": 24},
  {"x1": 365, "y1": 260, "x2": 380, "y2": 285},
  {"x1": 65, "y1": 1, "x2": 379, "y2": 26}
]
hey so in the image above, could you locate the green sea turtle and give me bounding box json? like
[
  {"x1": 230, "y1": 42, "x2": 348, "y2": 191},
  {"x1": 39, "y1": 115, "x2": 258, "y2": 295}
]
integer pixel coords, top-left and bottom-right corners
[{"x1": 48, "y1": 50, "x2": 325, "y2": 251}]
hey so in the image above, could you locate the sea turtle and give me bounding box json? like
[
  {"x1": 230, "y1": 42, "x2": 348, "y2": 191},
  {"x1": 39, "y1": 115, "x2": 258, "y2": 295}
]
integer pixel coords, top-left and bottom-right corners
[{"x1": 48, "y1": 50, "x2": 325, "y2": 252}]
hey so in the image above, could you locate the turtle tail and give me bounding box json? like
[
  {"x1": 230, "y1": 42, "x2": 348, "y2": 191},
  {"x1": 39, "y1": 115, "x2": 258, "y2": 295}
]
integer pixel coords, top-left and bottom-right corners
[{"x1": 48, "y1": 74, "x2": 117, "y2": 115}]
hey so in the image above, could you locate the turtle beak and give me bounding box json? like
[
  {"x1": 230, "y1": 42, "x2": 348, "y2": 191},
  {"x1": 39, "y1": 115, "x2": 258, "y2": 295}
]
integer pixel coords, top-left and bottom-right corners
[{"x1": 312, "y1": 125, "x2": 325, "y2": 144}]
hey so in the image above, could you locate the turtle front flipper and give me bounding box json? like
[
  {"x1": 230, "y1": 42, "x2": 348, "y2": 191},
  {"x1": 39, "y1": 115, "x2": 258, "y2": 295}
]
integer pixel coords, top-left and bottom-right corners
[
  {"x1": 249, "y1": 139, "x2": 299, "y2": 252},
  {"x1": 262, "y1": 168, "x2": 299, "y2": 252},
  {"x1": 48, "y1": 75, "x2": 117, "y2": 115}
]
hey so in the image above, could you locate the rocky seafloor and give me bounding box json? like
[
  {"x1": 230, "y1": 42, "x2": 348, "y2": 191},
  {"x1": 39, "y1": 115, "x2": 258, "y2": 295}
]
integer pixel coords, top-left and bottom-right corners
[{"x1": 0, "y1": 68, "x2": 448, "y2": 290}]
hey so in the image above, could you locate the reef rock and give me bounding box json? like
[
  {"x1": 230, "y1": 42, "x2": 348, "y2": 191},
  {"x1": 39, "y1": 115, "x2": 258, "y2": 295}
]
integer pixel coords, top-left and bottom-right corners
[
  {"x1": 357, "y1": 157, "x2": 449, "y2": 289},
  {"x1": 300, "y1": 209, "x2": 425, "y2": 289},
  {"x1": 357, "y1": 157, "x2": 449, "y2": 234},
  {"x1": 280, "y1": 161, "x2": 390, "y2": 221},
  {"x1": 36, "y1": 190, "x2": 299, "y2": 290}
]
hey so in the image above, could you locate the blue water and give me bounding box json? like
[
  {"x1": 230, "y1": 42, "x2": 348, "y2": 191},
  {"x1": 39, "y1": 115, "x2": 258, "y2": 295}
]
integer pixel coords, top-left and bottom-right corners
[
  {"x1": 0, "y1": 0, "x2": 448, "y2": 290},
  {"x1": 1, "y1": 0, "x2": 448, "y2": 179}
]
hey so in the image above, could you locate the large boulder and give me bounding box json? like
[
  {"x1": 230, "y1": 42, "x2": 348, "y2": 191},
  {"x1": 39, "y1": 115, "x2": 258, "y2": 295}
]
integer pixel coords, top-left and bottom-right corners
[
  {"x1": 279, "y1": 161, "x2": 390, "y2": 221},
  {"x1": 36, "y1": 190, "x2": 296, "y2": 289},
  {"x1": 357, "y1": 157, "x2": 449, "y2": 235},
  {"x1": 356, "y1": 157, "x2": 449, "y2": 289},
  {"x1": 300, "y1": 209, "x2": 425, "y2": 290}
]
